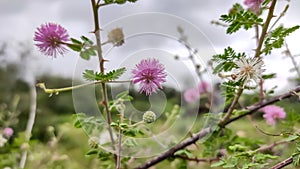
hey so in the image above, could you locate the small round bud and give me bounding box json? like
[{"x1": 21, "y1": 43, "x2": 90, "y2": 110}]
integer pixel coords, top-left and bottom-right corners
[
  {"x1": 231, "y1": 74, "x2": 237, "y2": 80},
  {"x1": 88, "y1": 137, "x2": 99, "y2": 149},
  {"x1": 107, "y1": 28, "x2": 124, "y2": 46},
  {"x1": 171, "y1": 105, "x2": 180, "y2": 115},
  {"x1": 47, "y1": 126, "x2": 55, "y2": 133},
  {"x1": 142, "y1": 111, "x2": 156, "y2": 123}
]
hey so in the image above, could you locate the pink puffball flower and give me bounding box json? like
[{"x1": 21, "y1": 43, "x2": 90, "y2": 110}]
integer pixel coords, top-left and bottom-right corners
[
  {"x1": 34, "y1": 23, "x2": 70, "y2": 57},
  {"x1": 132, "y1": 58, "x2": 167, "y2": 95},
  {"x1": 184, "y1": 88, "x2": 200, "y2": 103},
  {"x1": 260, "y1": 105, "x2": 286, "y2": 126},
  {"x1": 198, "y1": 81, "x2": 210, "y2": 93},
  {"x1": 3, "y1": 127, "x2": 13, "y2": 138},
  {"x1": 244, "y1": 0, "x2": 264, "y2": 14}
]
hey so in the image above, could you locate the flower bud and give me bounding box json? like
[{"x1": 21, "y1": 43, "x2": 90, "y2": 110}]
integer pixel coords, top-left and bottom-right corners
[
  {"x1": 143, "y1": 111, "x2": 156, "y2": 123},
  {"x1": 107, "y1": 28, "x2": 124, "y2": 46},
  {"x1": 47, "y1": 126, "x2": 55, "y2": 133}
]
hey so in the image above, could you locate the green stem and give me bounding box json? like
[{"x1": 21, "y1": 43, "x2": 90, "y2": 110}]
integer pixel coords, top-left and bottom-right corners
[
  {"x1": 255, "y1": 0, "x2": 277, "y2": 58},
  {"x1": 90, "y1": 0, "x2": 117, "y2": 158},
  {"x1": 36, "y1": 80, "x2": 131, "y2": 94},
  {"x1": 117, "y1": 112, "x2": 124, "y2": 169},
  {"x1": 128, "y1": 121, "x2": 145, "y2": 127},
  {"x1": 268, "y1": 4, "x2": 289, "y2": 32},
  {"x1": 218, "y1": 87, "x2": 243, "y2": 127}
]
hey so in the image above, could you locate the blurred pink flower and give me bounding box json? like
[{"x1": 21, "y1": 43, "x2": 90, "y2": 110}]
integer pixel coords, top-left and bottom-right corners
[
  {"x1": 198, "y1": 81, "x2": 210, "y2": 93},
  {"x1": 184, "y1": 88, "x2": 200, "y2": 103},
  {"x1": 3, "y1": 127, "x2": 14, "y2": 138},
  {"x1": 132, "y1": 58, "x2": 167, "y2": 95},
  {"x1": 244, "y1": 0, "x2": 264, "y2": 14},
  {"x1": 260, "y1": 105, "x2": 286, "y2": 125},
  {"x1": 34, "y1": 23, "x2": 69, "y2": 57}
]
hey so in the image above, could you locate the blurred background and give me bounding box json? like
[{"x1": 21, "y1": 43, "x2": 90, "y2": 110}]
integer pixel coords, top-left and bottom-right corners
[
  {"x1": 0, "y1": 0, "x2": 300, "y2": 168},
  {"x1": 0, "y1": 0, "x2": 300, "y2": 88}
]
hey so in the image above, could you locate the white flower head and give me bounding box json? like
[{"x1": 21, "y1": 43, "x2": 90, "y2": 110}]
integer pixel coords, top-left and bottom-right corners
[{"x1": 233, "y1": 57, "x2": 264, "y2": 87}]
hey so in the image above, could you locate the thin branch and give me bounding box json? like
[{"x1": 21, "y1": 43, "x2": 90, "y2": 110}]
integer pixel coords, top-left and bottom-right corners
[
  {"x1": 255, "y1": 0, "x2": 277, "y2": 58},
  {"x1": 19, "y1": 84, "x2": 37, "y2": 168},
  {"x1": 225, "y1": 86, "x2": 300, "y2": 125},
  {"x1": 218, "y1": 87, "x2": 243, "y2": 127},
  {"x1": 98, "y1": 3, "x2": 111, "y2": 7},
  {"x1": 174, "y1": 155, "x2": 220, "y2": 163},
  {"x1": 36, "y1": 80, "x2": 132, "y2": 94},
  {"x1": 268, "y1": 4, "x2": 289, "y2": 32},
  {"x1": 117, "y1": 111, "x2": 124, "y2": 169},
  {"x1": 135, "y1": 85, "x2": 300, "y2": 169},
  {"x1": 90, "y1": 0, "x2": 117, "y2": 162},
  {"x1": 255, "y1": 126, "x2": 283, "y2": 137},
  {"x1": 96, "y1": 0, "x2": 101, "y2": 6},
  {"x1": 134, "y1": 128, "x2": 212, "y2": 169},
  {"x1": 257, "y1": 140, "x2": 288, "y2": 153},
  {"x1": 284, "y1": 42, "x2": 300, "y2": 79},
  {"x1": 269, "y1": 157, "x2": 293, "y2": 169},
  {"x1": 116, "y1": 127, "x2": 122, "y2": 169}
]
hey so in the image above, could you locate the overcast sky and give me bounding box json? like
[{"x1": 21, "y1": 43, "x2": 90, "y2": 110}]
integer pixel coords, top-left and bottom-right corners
[{"x1": 0, "y1": 0, "x2": 300, "y2": 91}]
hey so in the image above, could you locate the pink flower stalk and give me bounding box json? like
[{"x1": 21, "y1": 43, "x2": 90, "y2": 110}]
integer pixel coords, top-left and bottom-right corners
[
  {"x1": 260, "y1": 105, "x2": 286, "y2": 125},
  {"x1": 3, "y1": 127, "x2": 13, "y2": 138},
  {"x1": 184, "y1": 88, "x2": 200, "y2": 103},
  {"x1": 132, "y1": 58, "x2": 167, "y2": 95},
  {"x1": 34, "y1": 23, "x2": 69, "y2": 57},
  {"x1": 244, "y1": 0, "x2": 264, "y2": 14},
  {"x1": 198, "y1": 81, "x2": 210, "y2": 93}
]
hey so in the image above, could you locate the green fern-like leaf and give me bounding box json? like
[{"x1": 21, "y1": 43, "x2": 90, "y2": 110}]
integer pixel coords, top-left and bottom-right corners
[
  {"x1": 83, "y1": 70, "x2": 101, "y2": 81},
  {"x1": 83, "y1": 67, "x2": 126, "y2": 82},
  {"x1": 105, "y1": 67, "x2": 126, "y2": 81},
  {"x1": 212, "y1": 47, "x2": 246, "y2": 73},
  {"x1": 220, "y1": 81, "x2": 241, "y2": 107},
  {"x1": 220, "y1": 3, "x2": 263, "y2": 34},
  {"x1": 293, "y1": 142, "x2": 300, "y2": 166},
  {"x1": 263, "y1": 25, "x2": 300, "y2": 55}
]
